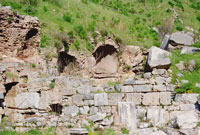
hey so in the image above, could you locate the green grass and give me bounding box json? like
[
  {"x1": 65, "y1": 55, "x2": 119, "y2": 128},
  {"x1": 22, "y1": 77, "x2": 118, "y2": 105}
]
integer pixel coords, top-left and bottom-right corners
[
  {"x1": 107, "y1": 81, "x2": 120, "y2": 87},
  {"x1": 5, "y1": 72, "x2": 18, "y2": 78},
  {"x1": 170, "y1": 50, "x2": 200, "y2": 93},
  {"x1": 0, "y1": 128, "x2": 55, "y2": 135},
  {"x1": 1, "y1": 0, "x2": 200, "y2": 53}
]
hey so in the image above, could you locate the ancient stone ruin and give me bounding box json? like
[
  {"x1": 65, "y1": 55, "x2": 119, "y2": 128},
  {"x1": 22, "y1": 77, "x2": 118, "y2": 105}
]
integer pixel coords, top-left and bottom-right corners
[
  {"x1": 0, "y1": 6, "x2": 199, "y2": 135},
  {"x1": 0, "y1": 7, "x2": 40, "y2": 62}
]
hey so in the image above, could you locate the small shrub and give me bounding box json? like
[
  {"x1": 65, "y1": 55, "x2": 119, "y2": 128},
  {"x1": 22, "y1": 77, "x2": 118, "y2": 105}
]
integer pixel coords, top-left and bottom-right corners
[
  {"x1": 192, "y1": 42, "x2": 200, "y2": 48},
  {"x1": 59, "y1": 25, "x2": 64, "y2": 32},
  {"x1": 68, "y1": 31, "x2": 74, "y2": 38},
  {"x1": 121, "y1": 127, "x2": 129, "y2": 134},
  {"x1": 198, "y1": 122, "x2": 200, "y2": 127},
  {"x1": 102, "y1": 128, "x2": 116, "y2": 135},
  {"x1": 74, "y1": 25, "x2": 88, "y2": 39},
  {"x1": 24, "y1": 5, "x2": 38, "y2": 15},
  {"x1": 74, "y1": 40, "x2": 80, "y2": 50},
  {"x1": 31, "y1": 63, "x2": 36, "y2": 68},
  {"x1": 41, "y1": 34, "x2": 49, "y2": 48},
  {"x1": 2, "y1": 1, "x2": 22, "y2": 9},
  {"x1": 22, "y1": 0, "x2": 40, "y2": 6},
  {"x1": 176, "y1": 25, "x2": 184, "y2": 31},
  {"x1": 67, "y1": 124, "x2": 73, "y2": 128},
  {"x1": 43, "y1": 6, "x2": 48, "y2": 12},
  {"x1": 115, "y1": 36, "x2": 122, "y2": 44},
  {"x1": 107, "y1": 81, "x2": 120, "y2": 86},
  {"x1": 124, "y1": 64, "x2": 132, "y2": 72},
  {"x1": 43, "y1": 0, "x2": 62, "y2": 7},
  {"x1": 197, "y1": 15, "x2": 200, "y2": 22},
  {"x1": 100, "y1": 30, "x2": 108, "y2": 37},
  {"x1": 63, "y1": 13, "x2": 72, "y2": 23},
  {"x1": 87, "y1": 21, "x2": 96, "y2": 32},
  {"x1": 49, "y1": 82, "x2": 55, "y2": 89},
  {"x1": 168, "y1": 1, "x2": 174, "y2": 7},
  {"x1": 86, "y1": 41, "x2": 93, "y2": 52},
  {"x1": 82, "y1": 0, "x2": 88, "y2": 4},
  {"x1": 27, "y1": 129, "x2": 41, "y2": 135},
  {"x1": 8, "y1": 16, "x2": 12, "y2": 23}
]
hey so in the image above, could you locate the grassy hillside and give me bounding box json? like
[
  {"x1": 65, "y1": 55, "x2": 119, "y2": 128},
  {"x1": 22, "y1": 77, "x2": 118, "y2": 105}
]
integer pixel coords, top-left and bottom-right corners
[{"x1": 1, "y1": 0, "x2": 200, "y2": 52}]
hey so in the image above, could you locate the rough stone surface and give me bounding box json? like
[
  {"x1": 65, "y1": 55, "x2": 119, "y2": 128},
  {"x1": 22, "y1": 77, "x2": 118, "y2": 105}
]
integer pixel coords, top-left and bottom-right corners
[
  {"x1": 64, "y1": 106, "x2": 79, "y2": 117},
  {"x1": 94, "y1": 93, "x2": 108, "y2": 106},
  {"x1": 176, "y1": 111, "x2": 199, "y2": 129},
  {"x1": 0, "y1": 7, "x2": 40, "y2": 62},
  {"x1": 175, "y1": 61, "x2": 186, "y2": 71},
  {"x1": 126, "y1": 93, "x2": 142, "y2": 105},
  {"x1": 160, "y1": 34, "x2": 171, "y2": 50},
  {"x1": 118, "y1": 102, "x2": 137, "y2": 131},
  {"x1": 153, "y1": 85, "x2": 166, "y2": 91},
  {"x1": 151, "y1": 130, "x2": 167, "y2": 135},
  {"x1": 121, "y1": 86, "x2": 133, "y2": 93},
  {"x1": 146, "y1": 46, "x2": 171, "y2": 70},
  {"x1": 72, "y1": 95, "x2": 84, "y2": 106},
  {"x1": 181, "y1": 46, "x2": 200, "y2": 55},
  {"x1": 160, "y1": 92, "x2": 171, "y2": 105},
  {"x1": 175, "y1": 94, "x2": 199, "y2": 104},
  {"x1": 143, "y1": 93, "x2": 159, "y2": 106},
  {"x1": 108, "y1": 93, "x2": 124, "y2": 105},
  {"x1": 88, "y1": 113, "x2": 106, "y2": 122},
  {"x1": 147, "y1": 109, "x2": 169, "y2": 127},
  {"x1": 170, "y1": 32, "x2": 194, "y2": 46},
  {"x1": 133, "y1": 85, "x2": 152, "y2": 92},
  {"x1": 15, "y1": 92, "x2": 40, "y2": 109}
]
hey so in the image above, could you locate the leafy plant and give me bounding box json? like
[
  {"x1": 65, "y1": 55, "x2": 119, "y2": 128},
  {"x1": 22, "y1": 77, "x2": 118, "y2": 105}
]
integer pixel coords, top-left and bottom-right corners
[
  {"x1": 121, "y1": 127, "x2": 129, "y2": 134},
  {"x1": 49, "y1": 82, "x2": 55, "y2": 89},
  {"x1": 31, "y1": 63, "x2": 36, "y2": 68},
  {"x1": 74, "y1": 25, "x2": 88, "y2": 39},
  {"x1": 193, "y1": 42, "x2": 200, "y2": 48},
  {"x1": 63, "y1": 13, "x2": 73, "y2": 23},
  {"x1": 74, "y1": 40, "x2": 80, "y2": 50}
]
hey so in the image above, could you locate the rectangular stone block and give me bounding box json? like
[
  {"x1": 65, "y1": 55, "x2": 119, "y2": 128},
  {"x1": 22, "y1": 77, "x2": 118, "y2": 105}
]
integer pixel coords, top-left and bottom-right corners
[
  {"x1": 126, "y1": 93, "x2": 142, "y2": 105},
  {"x1": 160, "y1": 34, "x2": 170, "y2": 50},
  {"x1": 153, "y1": 85, "x2": 166, "y2": 91},
  {"x1": 108, "y1": 93, "x2": 124, "y2": 105},
  {"x1": 142, "y1": 93, "x2": 159, "y2": 106},
  {"x1": 72, "y1": 95, "x2": 84, "y2": 107},
  {"x1": 94, "y1": 93, "x2": 108, "y2": 106},
  {"x1": 118, "y1": 102, "x2": 137, "y2": 132},
  {"x1": 147, "y1": 109, "x2": 169, "y2": 127},
  {"x1": 160, "y1": 92, "x2": 171, "y2": 105},
  {"x1": 121, "y1": 86, "x2": 133, "y2": 93},
  {"x1": 133, "y1": 85, "x2": 152, "y2": 92}
]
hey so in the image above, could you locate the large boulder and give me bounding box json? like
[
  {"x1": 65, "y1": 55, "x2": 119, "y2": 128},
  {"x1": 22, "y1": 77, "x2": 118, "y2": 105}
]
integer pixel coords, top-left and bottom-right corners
[
  {"x1": 176, "y1": 111, "x2": 199, "y2": 129},
  {"x1": 146, "y1": 46, "x2": 171, "y2": 71},
  {"x1": 170, "y1": 32, "x2": 194, "y2": 46}
]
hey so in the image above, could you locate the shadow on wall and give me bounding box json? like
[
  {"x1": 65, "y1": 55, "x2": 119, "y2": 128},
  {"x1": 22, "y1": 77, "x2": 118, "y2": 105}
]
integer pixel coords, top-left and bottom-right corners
[
  {"x1": 92, "y1": 44, "x2": 117, "y2": 64},
  {"x1": 57, "y1": 51, "x2": 78, "y2": 73}
]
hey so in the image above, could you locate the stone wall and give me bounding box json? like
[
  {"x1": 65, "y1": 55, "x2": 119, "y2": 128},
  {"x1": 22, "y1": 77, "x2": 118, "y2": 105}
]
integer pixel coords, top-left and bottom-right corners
[
  {"x1": 0, "y1": 62, "x2": 199, "y2": 135},
  {"x1": 0, "y1": 7, "x2": 40, "y2": 62}
]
